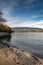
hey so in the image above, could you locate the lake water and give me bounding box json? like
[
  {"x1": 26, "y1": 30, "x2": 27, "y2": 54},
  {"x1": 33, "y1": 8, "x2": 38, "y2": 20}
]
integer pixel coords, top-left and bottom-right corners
[
  {"x1": 1, "y1": 32, "x2": 43, "y2": 58},
  {"x1": 10, "y1": 32, "x2": 43, "y2": 58}
]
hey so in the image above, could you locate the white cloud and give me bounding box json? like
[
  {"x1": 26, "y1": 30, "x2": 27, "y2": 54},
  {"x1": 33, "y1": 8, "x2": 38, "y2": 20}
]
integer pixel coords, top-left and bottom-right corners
[
  {"x1": 14, "y1": 20, "x2": 43, "y2": 29},
  {"x1": 4, "y1": 18, "x2": 43, "y2": 29},
  {"x1": 1, "y1": 1, "x2": 43, "y2": 29},
  {"x1": 2, "y1": 9, "x2": 43, "y2": 28},
  {"x1": 19, "y1": 20, "x2": 43, "y2": 28}
]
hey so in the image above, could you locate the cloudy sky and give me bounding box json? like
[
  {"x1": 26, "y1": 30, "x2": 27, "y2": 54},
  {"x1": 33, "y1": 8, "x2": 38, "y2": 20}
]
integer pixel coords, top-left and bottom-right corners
[{"x1": 0, "y1": 0, "x2": 43, "y2": 28}]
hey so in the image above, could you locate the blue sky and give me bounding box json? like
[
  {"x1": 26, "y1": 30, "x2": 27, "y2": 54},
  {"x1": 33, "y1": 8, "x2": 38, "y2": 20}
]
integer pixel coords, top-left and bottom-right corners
[{"x1": 0, "y1": 0, "x2": 43, "y2": 28}]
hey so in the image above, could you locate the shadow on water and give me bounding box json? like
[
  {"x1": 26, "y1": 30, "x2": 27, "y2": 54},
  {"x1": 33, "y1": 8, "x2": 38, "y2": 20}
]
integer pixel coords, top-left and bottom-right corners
[
  {"x1": 0, "y1": 35, "x2": 11, "y2": 48},
  {"x1": 0, "y1": 34, "x2": 11, "y2": 42}
]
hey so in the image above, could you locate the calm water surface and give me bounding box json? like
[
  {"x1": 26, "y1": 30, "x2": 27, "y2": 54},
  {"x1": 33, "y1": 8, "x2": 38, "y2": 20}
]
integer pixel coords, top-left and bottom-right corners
[
  {"x1": 1, "y1": 32, "x2": 43, "y2": 58},
  {"x1": 10, "y1": 32, "x2": 43, "y2": 56}
]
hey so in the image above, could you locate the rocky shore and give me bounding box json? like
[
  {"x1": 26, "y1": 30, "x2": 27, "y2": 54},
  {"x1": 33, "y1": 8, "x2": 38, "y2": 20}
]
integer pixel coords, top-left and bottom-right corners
[
  {"x1": 0, "y1": 32, "x2": 10, "y2": 38},
  {"x1": 0, "y1": 41, "x2": 43, "y2": 65}
]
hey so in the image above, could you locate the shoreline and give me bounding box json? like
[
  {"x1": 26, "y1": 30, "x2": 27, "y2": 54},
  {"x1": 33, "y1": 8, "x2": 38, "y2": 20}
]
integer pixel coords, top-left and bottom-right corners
[
  {"x1": 0, "y1": 41, "x2": 43, "y2": 65},
  {"x1": 0, "y1": 32, "x2": 10, "y2": 38}
]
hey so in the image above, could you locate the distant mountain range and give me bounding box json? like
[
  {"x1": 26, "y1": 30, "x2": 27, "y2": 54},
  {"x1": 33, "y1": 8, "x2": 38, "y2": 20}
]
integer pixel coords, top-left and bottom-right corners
[{"x1": 12, "y1": 27, "x2": 43, "y2": 32}]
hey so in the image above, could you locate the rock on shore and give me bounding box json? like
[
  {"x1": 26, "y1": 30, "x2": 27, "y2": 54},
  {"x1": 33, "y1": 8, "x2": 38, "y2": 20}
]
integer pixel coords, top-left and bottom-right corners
[
  {"x1": 0, "y1": 32, "x2": 10, "y2": 37},
  {"x1": 0, "y1": 47, "x2": 43, "y2": 65},
  {"x1": 0, "y1": 41, "x2": 43, "y2": 65}
]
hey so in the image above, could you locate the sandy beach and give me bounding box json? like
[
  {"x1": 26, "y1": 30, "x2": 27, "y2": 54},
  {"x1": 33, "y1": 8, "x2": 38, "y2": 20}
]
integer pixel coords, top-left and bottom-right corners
[
  {"x1": 0, "y1": 40, "x2": 43, "y2": 65},
  {"x1": 0, "y1": 47, "x2": 43, "y2": 65}
]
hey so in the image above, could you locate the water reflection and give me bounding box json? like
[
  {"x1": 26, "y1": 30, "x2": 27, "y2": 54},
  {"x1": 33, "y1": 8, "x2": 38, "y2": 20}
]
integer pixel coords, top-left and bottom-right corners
[
  {"x1": 0, "y1": 34, "x2": 11, "y2": 42},
  {"x1": 0, "y1": 35, "x2": 11, "y2": 48}
]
